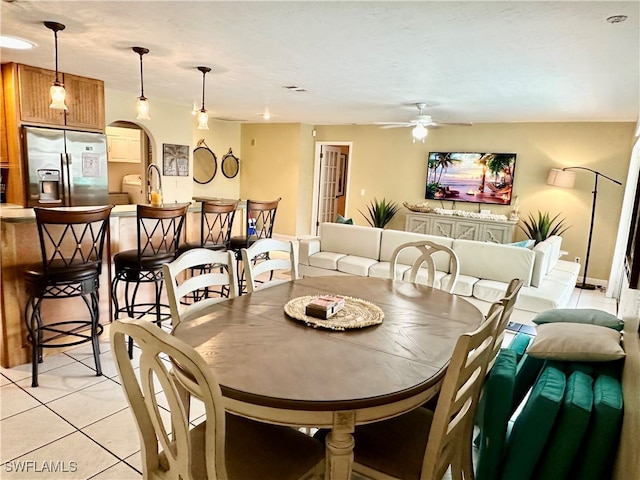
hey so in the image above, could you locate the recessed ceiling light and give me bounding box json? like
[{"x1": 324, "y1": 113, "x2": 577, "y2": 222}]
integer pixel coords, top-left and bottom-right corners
[
  {"x1": 606, "y1": 15, "x2": 628, "y2": 23},
  {"x1": 0, "y1": 35, "x2": 36, "y2": 50}
]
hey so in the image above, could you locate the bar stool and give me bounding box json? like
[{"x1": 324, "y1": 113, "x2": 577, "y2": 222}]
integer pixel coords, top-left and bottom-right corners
[
  {"x1": 176, "y1": 200, "x2": 238, "y2": 302},
  {"x1": 111, "y1": 203, "x2": 189, "y2": 354},
  {"x1": 229, "y1": 198, "x2": 281, "y2": 291},
  {"x1": 24, "y1": 205, "x2": 113, "y2": 387}
]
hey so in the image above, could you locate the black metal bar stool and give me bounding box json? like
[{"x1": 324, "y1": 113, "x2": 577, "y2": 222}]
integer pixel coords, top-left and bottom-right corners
[
  {"x1": 176, "y1": 200, "x2": 238, "y2": 302},
  {"x1": 111, "y1": 203, "x2": 189, "y2": 355},
  {"x1": 24, "y1": 205, "x2": 113, "y2": 387},
  {"x1": 229, "y1": 197, "x2": 281, "y2": 292}
]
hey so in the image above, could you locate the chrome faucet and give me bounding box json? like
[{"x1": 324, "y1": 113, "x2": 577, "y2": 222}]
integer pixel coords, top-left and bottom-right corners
[{"x1": 146, "y1": 163, "x2": 162, "y2": 204}]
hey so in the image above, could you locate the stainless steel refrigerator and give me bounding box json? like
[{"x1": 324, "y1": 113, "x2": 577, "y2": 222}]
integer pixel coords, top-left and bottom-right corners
[{"x1": 23, "y1": 126, "x2": 108, "y2": 207}]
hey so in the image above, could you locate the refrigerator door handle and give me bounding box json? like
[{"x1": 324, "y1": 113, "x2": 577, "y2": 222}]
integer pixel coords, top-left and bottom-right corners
[
  {"x1": 60, "y1": 153, "x2": 70, "y2": 206},
  {"x1": 65, "y1": 153, "x2": 75, "y2": 206}
]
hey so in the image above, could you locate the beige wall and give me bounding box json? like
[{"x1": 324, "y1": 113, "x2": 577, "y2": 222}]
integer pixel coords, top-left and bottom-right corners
[
  {"x1": 315, "y1": 123, "x2": 636, "y2": 282},
  {"x1": 240, "y1": 123, "x2": 314, "y2": 237}
]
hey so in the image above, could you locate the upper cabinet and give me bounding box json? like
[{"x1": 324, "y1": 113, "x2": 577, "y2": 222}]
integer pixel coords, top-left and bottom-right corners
[
  {"x1": 107, "y1": 126, "x2": 141, "y2": 163},
  {"x1": 12, "y1": 64, "x2": 105, "y2": 132}
]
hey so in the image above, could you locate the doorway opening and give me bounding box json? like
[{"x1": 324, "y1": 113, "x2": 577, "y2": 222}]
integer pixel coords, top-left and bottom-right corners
[
  {"x1": 311, "y1": 142, "x2": 352, "y2": 235},
  {"x1": 106, "y1": 120, "x2": 151, "y2": 205}
]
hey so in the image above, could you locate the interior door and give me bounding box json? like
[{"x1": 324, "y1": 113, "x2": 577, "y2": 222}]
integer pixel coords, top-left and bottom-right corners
[{"x1": 316, "y1": 145, "x2": 341, "y2": 231}]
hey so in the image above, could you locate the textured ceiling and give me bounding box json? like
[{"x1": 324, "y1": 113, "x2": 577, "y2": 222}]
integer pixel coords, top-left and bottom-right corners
[{"x1": 1, "y1": 0, "x2": 638, "y2": 125}]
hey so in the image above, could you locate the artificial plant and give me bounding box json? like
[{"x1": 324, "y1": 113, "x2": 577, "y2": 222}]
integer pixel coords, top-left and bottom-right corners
[
  {"x1": 518, "y1": 211, "x2": 570, "y2": 244},
  {"x1": 359, "y1": 198, "x2": 399, "y2": 228}
]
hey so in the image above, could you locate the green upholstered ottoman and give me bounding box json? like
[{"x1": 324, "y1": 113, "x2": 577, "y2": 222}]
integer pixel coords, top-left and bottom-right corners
[
  {"x1": 500, "y1": 365, "x2": 566, "y2": 480},
  {"x1": 532, "y1": 370, "x2": 594, "y2": 480},
  {"x1": 476, "y1": 348, "x2": 518, "y2": 480}
]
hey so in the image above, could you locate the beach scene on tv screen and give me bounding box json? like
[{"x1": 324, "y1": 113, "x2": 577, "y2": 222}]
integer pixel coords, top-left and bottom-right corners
[{"x1": 426, "y1": 152, "x2": 516, "y2": 205}]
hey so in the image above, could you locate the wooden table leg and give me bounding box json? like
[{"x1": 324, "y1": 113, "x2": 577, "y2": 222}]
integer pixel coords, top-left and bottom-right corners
[{"x1": 325, "y1": 411, "x2": 355, "y2": 480}]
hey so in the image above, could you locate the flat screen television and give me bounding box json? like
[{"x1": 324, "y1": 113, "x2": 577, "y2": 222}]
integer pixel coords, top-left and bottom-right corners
[{"x1": 426, "y1": 152, "x2": 517, "y2": 205}]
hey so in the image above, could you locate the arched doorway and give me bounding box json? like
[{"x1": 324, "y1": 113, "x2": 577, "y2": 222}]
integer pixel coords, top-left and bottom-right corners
[{"x1": 106, "y1": 120, "x2": 151, "y2": 204}]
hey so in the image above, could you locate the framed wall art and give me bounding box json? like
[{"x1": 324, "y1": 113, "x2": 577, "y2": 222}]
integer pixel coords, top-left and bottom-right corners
[{"x1": 163, "y1": 144, "x2": 190, "y2": 176}]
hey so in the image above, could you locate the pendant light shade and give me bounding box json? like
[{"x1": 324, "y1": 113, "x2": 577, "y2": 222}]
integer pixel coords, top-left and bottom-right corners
[
  {"x1": 196, "y1": 66, "x2": 211, "y2": 130},
  {"x1": 132, "y1": 47, "x2": 150, "y2": 120},
  {"x1": 44, "y1": 21, "x2": 67, "y2": 110},
  {"x1": 412, "y1": 124, "x2": 428, "y2": 143}
]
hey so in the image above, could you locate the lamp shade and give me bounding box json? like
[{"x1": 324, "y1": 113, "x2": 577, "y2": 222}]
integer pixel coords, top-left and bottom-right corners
[
  {"x1": 547, "y1": 168, "x2": 575, "y2": 188},
  {"x1": 196, "y1": 109, "x2": 209, "y2": 130},
  {"x1": 136, "y1": 97, "x2": 150, "y2": 120},
  {"x1": 49, "y1": 83, "x2": 67, "y2": 110}
]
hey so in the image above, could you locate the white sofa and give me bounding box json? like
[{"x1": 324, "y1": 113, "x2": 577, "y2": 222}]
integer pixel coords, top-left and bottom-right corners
[{"x1": 298, "y1": 223, "x2": 580, "y2": 324}]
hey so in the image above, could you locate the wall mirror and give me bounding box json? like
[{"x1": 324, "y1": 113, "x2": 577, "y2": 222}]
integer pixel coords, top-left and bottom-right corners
[
  {"x1": 221, "y1": 148, "x2": 240, "y2": 178},
  {"x1": 193, "y1": 142, "x2": 217, "y2": 184}
]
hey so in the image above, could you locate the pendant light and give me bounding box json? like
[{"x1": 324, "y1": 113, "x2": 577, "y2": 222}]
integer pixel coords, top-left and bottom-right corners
[
  {"x1": 196, "y1": 66, "x2": 211, "y2": 130},
  {"x1": 44, "y1": 21, "x2": 67, "y2": 110},
  {"x1": 132, "y1": 47, "x2": 150, "y2": 120}
]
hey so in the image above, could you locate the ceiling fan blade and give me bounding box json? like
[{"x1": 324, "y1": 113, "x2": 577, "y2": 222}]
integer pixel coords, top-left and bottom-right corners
[
  {"x1": 432, "y1": 120, "x2": 473, "y2": 127},
  {"x1": 379, "y1": 124, "x2": 411, "y2": 129},
  {"x1": 374, "y1": 121, "x2": 412, "y2": 126}
]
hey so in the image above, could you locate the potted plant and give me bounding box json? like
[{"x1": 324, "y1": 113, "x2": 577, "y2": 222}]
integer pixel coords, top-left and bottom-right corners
[
  {"x1": 519, "y1": 211, "x2": 570, "y2": 244},
  {"x1": 359, "y1": 198, "x2": 399, "y2": 228}
]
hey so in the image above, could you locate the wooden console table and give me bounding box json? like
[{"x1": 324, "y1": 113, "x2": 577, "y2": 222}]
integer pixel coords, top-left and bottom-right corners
[{"x1": 405, "y1": 211, "x2": 517, "y2": 243}]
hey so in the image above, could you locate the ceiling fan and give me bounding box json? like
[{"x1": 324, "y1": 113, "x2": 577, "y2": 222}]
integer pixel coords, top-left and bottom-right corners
[{"x1": 375, "y1": 103, "x2": 472, "y2": 142}]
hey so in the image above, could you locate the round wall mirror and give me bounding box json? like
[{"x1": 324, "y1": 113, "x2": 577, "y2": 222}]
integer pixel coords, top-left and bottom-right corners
[
  {"x1": 193, "y1": 146, "x2": 217, "y2": 184},
  {"x1": 221, "y1": 148, "x2": 240, "y2": 178}
]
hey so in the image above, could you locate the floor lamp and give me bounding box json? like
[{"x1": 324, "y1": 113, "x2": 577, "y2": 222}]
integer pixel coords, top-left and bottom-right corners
[{"x1": 547, "y1": 167, "x2": 622, "y2": 290}]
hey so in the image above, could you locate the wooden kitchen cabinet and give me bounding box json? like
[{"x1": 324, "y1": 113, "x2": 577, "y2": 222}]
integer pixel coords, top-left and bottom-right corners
[{"x1": 13, "y1": 64, "x2": 105, "y2": 131}]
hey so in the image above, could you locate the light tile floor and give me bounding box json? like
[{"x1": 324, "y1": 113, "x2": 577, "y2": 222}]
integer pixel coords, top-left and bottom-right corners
[{"x1": 0, "y1": 287, "x2": 617, "y2": 479}]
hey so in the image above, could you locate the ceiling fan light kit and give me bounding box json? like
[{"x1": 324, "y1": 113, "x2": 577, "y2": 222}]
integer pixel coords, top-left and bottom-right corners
[{"x1": 412, "y1": 124, "x2": 428, "y2": 143}]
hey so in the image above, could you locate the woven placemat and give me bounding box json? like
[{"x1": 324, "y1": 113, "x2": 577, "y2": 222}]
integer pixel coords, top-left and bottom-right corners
[{"x1": 284, "y1": 295, "x2": 384, "y2": 331}]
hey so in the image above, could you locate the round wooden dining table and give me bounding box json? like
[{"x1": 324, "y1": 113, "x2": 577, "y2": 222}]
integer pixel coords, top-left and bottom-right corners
[{"x1": 172, "y1": 275, "x2": 483, "y2": 480}]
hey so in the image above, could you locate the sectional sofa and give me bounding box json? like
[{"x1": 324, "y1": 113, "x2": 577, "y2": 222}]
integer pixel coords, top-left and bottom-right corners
[{"x1": 298, "y1": 222, "x2": 580, "y2": 324}]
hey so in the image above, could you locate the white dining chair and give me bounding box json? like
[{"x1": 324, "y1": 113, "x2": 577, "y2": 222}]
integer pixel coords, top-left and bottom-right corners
[
  {"x1": 345, "y1": 304, "x2": 503, "y2": 480},
  {"x1": 390, "y1": 240, "x2": 460, "y2": 293},
  {"x1": 162, "y1": 248, "x2": 238, "y2": 326},
  {"x1": 240, "y1": 238, "x2": 298, "y2": 293},
  {"x1": 110, "y1": 318, "x2": 325, "y2": 480}
]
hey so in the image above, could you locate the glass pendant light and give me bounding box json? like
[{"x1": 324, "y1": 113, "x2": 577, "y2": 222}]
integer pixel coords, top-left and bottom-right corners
[
  {"x1": 44, "y1": 21, "x2": 67, "y2": 110},
  {"x1": 196, "y1": 66, "x2": 211, "y2": 130},
  {"x1": 132, "y1": 47, "x2": 150, "y2": 120},
  {"x1": 412, "y1": 124, "x2": 428, "y2": 143}
]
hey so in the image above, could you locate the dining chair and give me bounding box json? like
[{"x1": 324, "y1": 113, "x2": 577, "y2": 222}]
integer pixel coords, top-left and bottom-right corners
[
  {"x1": 110, "y1": 318, "x2": 325, "y2": 480},
  {"x1": 240, "y1": 238, "x2": 298, "y2": 293},
  {"x1": 24, "y1": 205, "x2": 113, "y2": 387},
  {"x1": 389, "y1": 240, "x2": 460, "y2": 293},
  {"x1": 487, "y1": 278, "x2": 524, "y2": 371},
  {"x1": 344, "y1": 304, "x2": 503, "y2": 480},
  {"x1": 163, "y1": 248, "x2": 238, "y2": 326},
  {"x1": 111, "y1": 203, "x2": 189, "y2": 355}
]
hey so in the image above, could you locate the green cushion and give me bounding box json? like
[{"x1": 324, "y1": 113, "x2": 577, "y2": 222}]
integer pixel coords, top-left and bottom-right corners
[
  {"x1": 569, "y1": 375, "x2": 624, "y2": 480},
  {"x1": 512, "y1": 353, "x2": 545, "y2": 413},
  {"x1": 501, "y1": 365, "x2": 566, "y2": 480},
  {"x1": 476, "y1": 349, "x2": 518, "y2": 480},
  {"x1": 508, "y1": 333, "x2": 532, "y2": 362},
  {"x1": 335, "y1": 214, "x2": 353, "y2": 225},
  {"x1": 532, "y1": 371, "x2": 594, "y2": 480},
  {"x1": 533, "y1": 308, "x2": 624, "y2": 331}
]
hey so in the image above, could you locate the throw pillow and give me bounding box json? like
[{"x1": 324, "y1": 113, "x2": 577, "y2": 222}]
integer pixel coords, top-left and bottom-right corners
[
  {"x1": 507, "y1": 239, "x2": 536, "y2": 249},
  {"x1": 533, "y1": 308, "x2": 624, "y2": 331},
  {"x1": 527, "y1": 323, "x2": 625, "y2": 362},
  {"x1": 335, "y1": 214, "x2": 353, "y2": 225}
]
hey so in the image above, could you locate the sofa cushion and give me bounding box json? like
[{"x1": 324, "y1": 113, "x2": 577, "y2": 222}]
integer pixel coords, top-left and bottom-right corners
[
  {"x1": 501, "y1": 365, "x2": 566, "y2": 480},
  {"x1": 476, "y1": 349, "x2": 518, "y2": 480},
  {"x1": 369, "y1": 261, "x2": 400, "y2": 279},
  {"x1": 553, "y1": 259, "x2": 581, "y2": 274},
  {"x1": 319, "y1": 222, "x2": 382, "y2": 259},
  {"x1": 531, "y1": 241, "x2": 553, "y2": 288},
  {"x1": 403, "y1": 268, "x2": 448, "y2": 289},
  {"x1": 308, "y1": 251, "x2": 346, "y2": 270},
  {"x1": 533, "y1": 308, "x2": 624, "y2": 331},
  {"x1": 527, "y1": 323, "x2": 625, "y2": 362},
  {"x1": 512, "y1": 354, "x2": 546, "y2": 412},
  {"x1": 472, "y1": 279, "x2": 512, "y2": 304},
  {"x1": 532, "y1": 371, "x2": 594, "y2": 480},
  {"x1": 337, "y1": 255, "x2": 380, "y2": 276},
  {"x1": 451, "y1": 274, "x2": 480, "y2": 297},
  {"x1": 452, "y1": 239, "x2": 534, "y2": 286},
  {"x1": 379, "y1": 229, "x2": 454, "y2": 269},
  {"x1": 508, "y1": 333, "x2": 532, "y2": 361},
  {"x1": 515, "y1": 279, "x2": 574, "y2": 313},
  {"x1": 569, "y1": 375, "x2": 624, "y2": 480}
]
